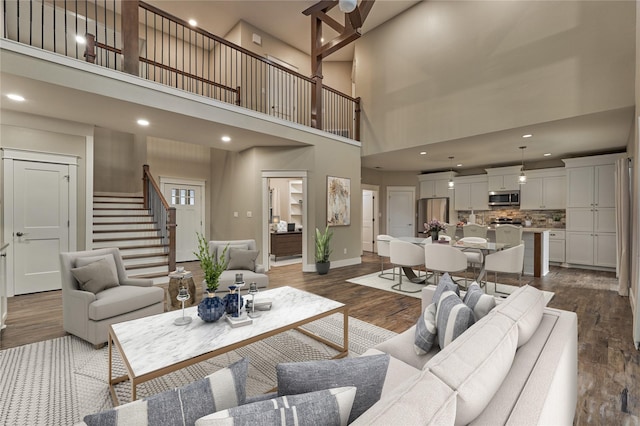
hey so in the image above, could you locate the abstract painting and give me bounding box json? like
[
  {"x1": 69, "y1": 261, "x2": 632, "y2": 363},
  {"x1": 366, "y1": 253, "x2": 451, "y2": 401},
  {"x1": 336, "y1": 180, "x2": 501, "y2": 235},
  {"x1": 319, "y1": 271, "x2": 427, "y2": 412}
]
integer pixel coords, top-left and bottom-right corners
[{"x1": 327, "y1": 176, "x2": 351, "y2": 226}]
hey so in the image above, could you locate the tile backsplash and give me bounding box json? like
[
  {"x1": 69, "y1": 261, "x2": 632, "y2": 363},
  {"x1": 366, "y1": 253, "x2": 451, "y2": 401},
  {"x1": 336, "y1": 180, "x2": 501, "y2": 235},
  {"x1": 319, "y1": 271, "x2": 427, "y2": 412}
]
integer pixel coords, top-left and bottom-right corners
[{"x1": 456, "y1": 208, "x2": 565, "y2": 228}]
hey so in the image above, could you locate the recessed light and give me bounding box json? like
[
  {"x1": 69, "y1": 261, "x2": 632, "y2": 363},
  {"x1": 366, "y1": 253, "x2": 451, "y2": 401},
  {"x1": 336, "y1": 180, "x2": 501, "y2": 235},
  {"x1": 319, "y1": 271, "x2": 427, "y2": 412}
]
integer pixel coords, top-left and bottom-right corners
[
  {"x1": 7, "y1": 94, "x2": 25, "y2": 101},
  {"x1": 456, "y1": 164, "x2": 463, "y2": 167},
  {"x1": 420, "y1": 151, "x2": 427, "y2": 155},
  {"x1": 221, "y1": 136, "x2": 231, "y2": 142},
  {"x1": 137, "y1": 119, "x2": 149, "y2": 126},
  {"x1": 522, "y1": 134, "x2": 533, "y2": 138},
  {"x1": 543, "y1": 153, "x2": 552, "y2": 157},
  {"x1": 188, "y1": 19, "x2": 197, "y2": 26},
  {"x1": 75, "y1": 35, "x2": 86, "y2": 44}
]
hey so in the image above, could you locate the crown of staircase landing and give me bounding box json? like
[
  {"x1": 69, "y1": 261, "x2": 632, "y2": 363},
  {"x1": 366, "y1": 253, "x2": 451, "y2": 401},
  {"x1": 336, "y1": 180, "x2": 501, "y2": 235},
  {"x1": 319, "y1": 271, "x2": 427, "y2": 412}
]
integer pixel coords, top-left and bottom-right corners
[{"x1": 93, "y1": 192, "x2": 170, "y2": 284}]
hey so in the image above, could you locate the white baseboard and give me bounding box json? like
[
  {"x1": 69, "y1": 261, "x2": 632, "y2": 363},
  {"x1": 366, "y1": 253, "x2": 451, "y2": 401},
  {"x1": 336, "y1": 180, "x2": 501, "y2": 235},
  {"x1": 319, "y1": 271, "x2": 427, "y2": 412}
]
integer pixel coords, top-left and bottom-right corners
[{"x1": 302, "y1": 256, "x2": 362, "y2": 273}]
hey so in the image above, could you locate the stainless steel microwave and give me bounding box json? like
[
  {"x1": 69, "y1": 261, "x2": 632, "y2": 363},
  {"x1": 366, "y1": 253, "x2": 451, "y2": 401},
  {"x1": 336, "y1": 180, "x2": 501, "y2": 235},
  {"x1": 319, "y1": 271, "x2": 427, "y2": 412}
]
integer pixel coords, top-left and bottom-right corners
[{"x1": 488, "y1": 190, "x2": 520, "y2": 206}]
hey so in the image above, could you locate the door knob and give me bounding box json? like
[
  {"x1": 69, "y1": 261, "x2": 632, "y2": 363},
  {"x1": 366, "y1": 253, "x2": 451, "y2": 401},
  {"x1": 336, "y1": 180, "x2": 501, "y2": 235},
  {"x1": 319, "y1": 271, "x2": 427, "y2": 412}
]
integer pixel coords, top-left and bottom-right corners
[{"x1": 16, "y1": 232, "x2": 24, "y2": 237}]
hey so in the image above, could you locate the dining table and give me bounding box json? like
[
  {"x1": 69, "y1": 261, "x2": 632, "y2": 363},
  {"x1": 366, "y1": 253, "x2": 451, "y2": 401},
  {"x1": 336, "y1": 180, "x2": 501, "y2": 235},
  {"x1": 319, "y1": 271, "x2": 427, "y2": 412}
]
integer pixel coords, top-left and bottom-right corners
[{"x1": 396, "y1": 236, "x2": 510, "y2": 284}]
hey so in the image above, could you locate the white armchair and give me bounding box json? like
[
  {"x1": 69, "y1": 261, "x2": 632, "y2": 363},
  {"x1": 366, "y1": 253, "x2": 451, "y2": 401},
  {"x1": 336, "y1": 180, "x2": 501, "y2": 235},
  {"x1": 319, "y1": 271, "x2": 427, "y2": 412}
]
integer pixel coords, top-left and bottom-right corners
[{"x1": 60, "y1": 248, "x2": 165, "y2": 346}]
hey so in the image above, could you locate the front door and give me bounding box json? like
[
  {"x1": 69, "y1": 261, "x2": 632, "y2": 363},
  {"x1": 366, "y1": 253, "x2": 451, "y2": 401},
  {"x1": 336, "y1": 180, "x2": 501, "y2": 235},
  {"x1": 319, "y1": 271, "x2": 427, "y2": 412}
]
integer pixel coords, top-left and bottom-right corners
[
  {"x1": 13, "y1": 160, "x2": 70, "y2": 294},
  {"x1": 163, "y1": 181, "x2": 204, "y2": 262}
]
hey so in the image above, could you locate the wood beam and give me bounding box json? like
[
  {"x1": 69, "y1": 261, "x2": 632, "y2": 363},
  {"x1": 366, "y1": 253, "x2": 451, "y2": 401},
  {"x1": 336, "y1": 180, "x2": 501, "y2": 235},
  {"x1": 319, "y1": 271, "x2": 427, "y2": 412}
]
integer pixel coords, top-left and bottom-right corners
[
  {"x1": 317, "y1": 30, "x2": 361, "y2": 59},
  {"x1": 315, "y1": 11, "x2": 345, "y2": 34},
  {"x1": 302, "y1": 1, "x2": 337, "y2": 16},
  {"x1": 122, "y1": 0, "x2": 139, "y2": 76}
]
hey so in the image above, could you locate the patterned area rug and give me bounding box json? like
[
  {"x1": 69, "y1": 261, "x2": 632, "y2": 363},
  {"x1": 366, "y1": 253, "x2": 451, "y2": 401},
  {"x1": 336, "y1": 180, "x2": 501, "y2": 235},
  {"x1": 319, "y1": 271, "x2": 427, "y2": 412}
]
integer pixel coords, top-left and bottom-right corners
[
  {"x1": 0, "y1": 314, "x2": 395, "y2": 425},
  {"x1": 347, "y1": 269, "x2": 554, "y2": 304}
]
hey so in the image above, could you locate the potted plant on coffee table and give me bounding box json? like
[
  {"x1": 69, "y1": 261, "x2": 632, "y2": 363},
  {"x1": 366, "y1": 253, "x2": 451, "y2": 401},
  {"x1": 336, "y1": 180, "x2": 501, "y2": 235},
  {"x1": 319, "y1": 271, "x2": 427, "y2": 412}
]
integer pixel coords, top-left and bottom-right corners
[
  {"x1": 315, "y1": 225, "x2": 333, "y2": 275},
  {"x1": 194, "y1": 232, "x2": 228, "y2": 322}
]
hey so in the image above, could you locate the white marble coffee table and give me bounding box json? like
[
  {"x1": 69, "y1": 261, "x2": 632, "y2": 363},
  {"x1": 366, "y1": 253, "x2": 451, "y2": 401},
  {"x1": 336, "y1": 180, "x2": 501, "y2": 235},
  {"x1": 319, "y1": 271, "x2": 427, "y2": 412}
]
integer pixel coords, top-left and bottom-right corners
[{"x1": 108, "y1": 286, "x2": 348, "y2": 404}]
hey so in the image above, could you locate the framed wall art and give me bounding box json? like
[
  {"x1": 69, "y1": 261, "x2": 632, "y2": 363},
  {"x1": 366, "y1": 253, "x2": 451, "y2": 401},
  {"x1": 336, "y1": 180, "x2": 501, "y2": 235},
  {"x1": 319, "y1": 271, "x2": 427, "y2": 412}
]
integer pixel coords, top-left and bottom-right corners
[{"x1": 327, "y1": 176, "x2": 351, "y2": 226}]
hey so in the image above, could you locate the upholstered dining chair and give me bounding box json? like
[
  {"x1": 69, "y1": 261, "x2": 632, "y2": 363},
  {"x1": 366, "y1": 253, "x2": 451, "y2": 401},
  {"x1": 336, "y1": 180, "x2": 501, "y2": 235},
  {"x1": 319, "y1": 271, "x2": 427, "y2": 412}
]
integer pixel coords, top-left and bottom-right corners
[
  {"x1": 377, "y1": 234, "x2": 396, "y2": 280},
  {"x1": 495, "y1": 224, "x2": 523, "y2": 248},
  {"x1": 458, "y1": 236, "x2": 487, "y2": 279},
  {"x1": 389, "y1": 240, "x2": 426, "y2": 293},
  {"x1": 424, "y1": 243, "x2": 468, "y2": 288},
  {"x1": 443, "y1": 223, "x2": 458, "y2": 239},
  {"x1": 463, "y1": 223, "x2": 488, "y2": 238},
  {"x1": 484, "y1": 244, "x2": 525, "y2": 294},
  {"x1": 60, "y1": 248, "x2": 165, "y2": 347}
]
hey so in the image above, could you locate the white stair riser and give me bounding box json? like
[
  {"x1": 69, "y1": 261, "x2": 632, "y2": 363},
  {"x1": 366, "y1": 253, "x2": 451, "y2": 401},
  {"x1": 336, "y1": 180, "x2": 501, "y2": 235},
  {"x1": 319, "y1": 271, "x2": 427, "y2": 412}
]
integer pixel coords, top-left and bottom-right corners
[
  {"x1": 149, "y1": 276, "x2": 170, "y2": 285},
  {"x1": 94, "y1": 197, "x2": 143, "y2": 203},
  {"x1": 119, "y1": 247, "x2": 167, "y2": 256},
  {"x1": 94, "y1": 216, "x2": 154, "y2": 224},
  {"x1": 93, "y1": 223, "x2": 158, "y2": 231},
  {"x1": 126, "y1": 265, "x2": 169, "y2": 275},
  {"x1": 122, "y1": 256, "x2": 168, "y2": 266},
  {"x1": 93, "y1": 239, "x2": 163, "y2": 248},
  {"x1": 94, "y1": 231, "x2": 160, "y2": 239},
  {"x1": 94, "y1": 203, "x2": 145, "y2": 210}
]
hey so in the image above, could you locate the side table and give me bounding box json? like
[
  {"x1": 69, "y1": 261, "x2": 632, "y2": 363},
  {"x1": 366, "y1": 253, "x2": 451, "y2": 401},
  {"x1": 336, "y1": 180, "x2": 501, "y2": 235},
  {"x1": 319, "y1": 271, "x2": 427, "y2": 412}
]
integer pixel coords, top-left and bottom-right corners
[{"x1": 167, "y1": 271, "x2": 197, "y2": 311}]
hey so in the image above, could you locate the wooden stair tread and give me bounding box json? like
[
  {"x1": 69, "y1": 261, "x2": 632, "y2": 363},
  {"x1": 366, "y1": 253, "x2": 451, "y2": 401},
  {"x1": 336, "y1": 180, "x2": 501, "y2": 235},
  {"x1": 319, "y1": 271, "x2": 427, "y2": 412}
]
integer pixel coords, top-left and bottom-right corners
[
  {"x1": 93, "y1": 236, "x2": 163, "y2": 242},
  {"x1": 93, "y1": 222, "x2": 154, "y2": 225},
  {"x1": 122, "y1": 253, "x2": 169, "y2": 260},
  {"x1": 130, "y1": 271, "x2": 171, "y2": 279},
  {"x1": 93, "y1": 208, "x2": 149, "y2": 211},
  {"x1": 126, "y1": 261, "x2": 169, "y2": 269},
  {"x1": 93, "y1": 229, "x2": 160, "y2": 234}
]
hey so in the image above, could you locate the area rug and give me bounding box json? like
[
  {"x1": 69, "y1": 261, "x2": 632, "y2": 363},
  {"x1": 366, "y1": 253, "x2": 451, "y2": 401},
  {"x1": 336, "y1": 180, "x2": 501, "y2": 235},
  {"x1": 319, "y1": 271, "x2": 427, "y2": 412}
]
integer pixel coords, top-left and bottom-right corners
[
  {"x1": 0, "y1": 314, "x2": 395, "y2": 425},
  {"x1": 347, "y1": 269, "x2": 554, "y2": 304}
]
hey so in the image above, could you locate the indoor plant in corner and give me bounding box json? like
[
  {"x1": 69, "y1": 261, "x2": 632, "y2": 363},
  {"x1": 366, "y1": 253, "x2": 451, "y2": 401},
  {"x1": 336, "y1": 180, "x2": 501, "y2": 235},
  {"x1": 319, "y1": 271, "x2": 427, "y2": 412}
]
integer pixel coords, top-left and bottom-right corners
[
  {"x1": 315, "y1": 225, "x2": 333, "y2": 275},
  {"x1": 194, "y1": 232, "x2": 229, "y2": 322}
]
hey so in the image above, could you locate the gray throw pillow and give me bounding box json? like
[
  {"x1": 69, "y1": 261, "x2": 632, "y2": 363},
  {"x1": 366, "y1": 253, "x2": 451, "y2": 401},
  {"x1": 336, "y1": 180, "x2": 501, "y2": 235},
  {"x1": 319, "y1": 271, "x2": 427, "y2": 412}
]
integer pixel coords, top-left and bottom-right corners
[
  {"x1": 276, "y1": 354, "x2": 390, "y2": 423},
  {"x1": 463, "y1": 282, "x2": 496, "y2": 320},
  {"x1": 83, "y1": 357, "x2": 249, "y2": 426},
  {"x1": 432, "y1": 272, "x2": 460, "y2": 304},
  {"x1": 414, "y1": 302, "x2": 438, "y2": 355},
  {"x1": 216, "y1": 243, "x2": 249, "y2": 266},
  {"x1": 436, "y1": 290, "x2": 475, "y2": 348},
  {"x1": 227, "y1": 248, "x2": 259, "y2": 271},
  {"x1": 195, "y1": 387, "x2": 356, "y2": 426},
  {"x1": 71, "y1": 258, "x2": 119, "y2": 294}
]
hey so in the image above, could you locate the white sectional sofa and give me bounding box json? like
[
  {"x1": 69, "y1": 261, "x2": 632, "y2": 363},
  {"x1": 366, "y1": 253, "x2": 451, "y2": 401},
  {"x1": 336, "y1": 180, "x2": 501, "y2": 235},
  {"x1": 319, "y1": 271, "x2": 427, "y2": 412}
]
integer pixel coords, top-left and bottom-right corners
[{"x1": 353, "y1": 284, "x2": 578, "y2": 425}]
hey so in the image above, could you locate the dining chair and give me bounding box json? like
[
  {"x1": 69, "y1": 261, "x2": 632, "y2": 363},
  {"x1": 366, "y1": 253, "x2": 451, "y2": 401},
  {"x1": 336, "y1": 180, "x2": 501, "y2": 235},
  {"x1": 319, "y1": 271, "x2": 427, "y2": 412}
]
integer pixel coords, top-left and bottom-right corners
[
  {"x1": 424, "y1": 243, "x2": 468, "y2": 288},
  {"x1": 377, "y1": 234, "x2": 396, "y2": 281},
  {"x1": 483, "y1": 243, "x2": 525, "y2": 294},
  {"x1": 494, "y1": 224, "x2": 523, "y2": 248},
  {"x1": 443, "y1": 223, "x2": 458, "y2": 239},
  {"x1": 458, "y1": 236, "x2": 487, "y2": 279},
  {"x1": 463, "y1": 223, "x2": 488, "y2": 238},
  {"x1": 390, "y1": 240, "x2": 426, "y2": 293}
]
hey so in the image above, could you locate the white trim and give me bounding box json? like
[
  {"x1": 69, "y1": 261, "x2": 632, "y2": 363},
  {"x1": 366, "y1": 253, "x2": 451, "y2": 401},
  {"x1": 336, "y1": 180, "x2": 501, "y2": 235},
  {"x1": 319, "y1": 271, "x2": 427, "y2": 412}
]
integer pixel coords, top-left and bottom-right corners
[
  {"x1": 361, "y1": 184, "x2": 380, "y2": 254},
  {"x1": 262, "y1": 171, "x2": 308, "y2": 271},
  {"x1": 303, "y1": 256, "x2": 362, "y2": 272},
  {"x1": 2, "y1": 149, "x2": 78, "y2": 296},
  {"x1": 85, "y1": 137, "x2": 94, "y2": 250}
]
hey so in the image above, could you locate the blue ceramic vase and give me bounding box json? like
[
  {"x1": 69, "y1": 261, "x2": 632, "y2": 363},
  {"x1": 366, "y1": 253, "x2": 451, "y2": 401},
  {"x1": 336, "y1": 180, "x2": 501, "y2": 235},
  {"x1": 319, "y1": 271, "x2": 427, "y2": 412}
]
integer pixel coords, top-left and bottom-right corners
[
  {"x1": 223, "y1": 285, "x2": 244, "y2": 317},
  {"x1": 198, "y1": 291, "x2": 226, "y2": 322}
]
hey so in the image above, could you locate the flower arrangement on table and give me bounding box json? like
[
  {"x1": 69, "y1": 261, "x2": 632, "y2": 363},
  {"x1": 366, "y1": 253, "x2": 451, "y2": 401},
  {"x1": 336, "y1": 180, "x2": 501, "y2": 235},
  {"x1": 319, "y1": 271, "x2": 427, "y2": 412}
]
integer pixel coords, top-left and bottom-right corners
[{"x1": 424, "y1": 219, "x2": 446, "y2": 242}]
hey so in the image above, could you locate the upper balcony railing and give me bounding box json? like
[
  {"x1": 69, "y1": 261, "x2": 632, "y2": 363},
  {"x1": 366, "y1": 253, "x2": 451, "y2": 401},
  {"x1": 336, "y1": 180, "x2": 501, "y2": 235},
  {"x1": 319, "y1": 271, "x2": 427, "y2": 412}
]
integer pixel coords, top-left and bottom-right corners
[{"x1": 1, "y1": 0, "x2": 360, "y2": 140}]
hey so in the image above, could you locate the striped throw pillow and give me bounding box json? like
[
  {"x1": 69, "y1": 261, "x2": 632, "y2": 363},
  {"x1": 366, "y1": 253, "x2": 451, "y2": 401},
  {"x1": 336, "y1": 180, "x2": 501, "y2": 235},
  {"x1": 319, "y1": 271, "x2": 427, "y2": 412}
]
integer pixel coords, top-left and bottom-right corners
[
  {"x1": 463, "y1": 282, "x2": 496, "y2": 320},
  {"x1": 432, "y1": 272, "x2": 460, "y2": 304},
  {"x1": 436, "y1": 291, "x2": 475, "y2": 348},
  {"x1": 414, "y1": 303, "x2": 438, "y2": 355}
]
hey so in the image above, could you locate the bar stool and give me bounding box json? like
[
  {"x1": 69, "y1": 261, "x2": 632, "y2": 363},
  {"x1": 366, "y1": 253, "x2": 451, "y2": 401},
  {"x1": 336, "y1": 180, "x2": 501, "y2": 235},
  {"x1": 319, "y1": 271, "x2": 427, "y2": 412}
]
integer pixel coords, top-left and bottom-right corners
[
  {"x1": 495, "y1": 224, "x2": 523, "y2": 248},
  {"x1": 463, "y1": 224, "x2": 488, "y2": 238}
]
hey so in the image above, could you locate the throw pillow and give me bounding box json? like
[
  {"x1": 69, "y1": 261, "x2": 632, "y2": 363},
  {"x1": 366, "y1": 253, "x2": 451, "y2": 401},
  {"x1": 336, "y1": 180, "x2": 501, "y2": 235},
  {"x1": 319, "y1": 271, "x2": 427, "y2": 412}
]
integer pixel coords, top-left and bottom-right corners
[
  {"x1": 432, "y1": 272, "x2": 460, "y2": 304},
  {"x1": 463, "y1": 282, "x2": 496, "y2": 320},
  {"x1": 195, "y1": 387, "x2": 356, "y2": 426},
  {"x1": 414, "y1": 303, "x2": 438, "y2": 355},
  {"x1": 83, "y1": 357, "x2": 249, "y2": 426},
  {"x1": 75, "y1": 254, "x2": 119, "y2": 279},
  {"x1": 276, "y1": 354, "x2": 390, "y2": 423},
  {"x1": 436, "y1": 290, "x2": 475, "y2": 348},
  {"x1": 227, "y1": 248, "x2": 259, "y2": 271},
  {"x1": 71, "y1": 258, "x2": 119, "y2": 294},
  {"x1": 216, "y1": 243, "x2": 249, "y2": 266}
]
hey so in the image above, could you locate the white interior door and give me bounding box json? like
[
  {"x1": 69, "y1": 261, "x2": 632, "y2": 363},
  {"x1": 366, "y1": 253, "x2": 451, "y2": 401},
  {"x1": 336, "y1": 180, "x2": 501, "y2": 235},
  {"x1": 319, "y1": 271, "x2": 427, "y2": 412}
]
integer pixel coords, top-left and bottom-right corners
[
  {"x1": 163, "y1": 182, "x2": 204, "y2": 262},
  {"x1": 362, "y1": 190, "x2": 374, "y2": 252},
  {"x1": 13, "y1": 161, "x2": 70, "y2": 294},
  {"x1": 388, "y1": 187, "x2": 415, "y2": 238}
]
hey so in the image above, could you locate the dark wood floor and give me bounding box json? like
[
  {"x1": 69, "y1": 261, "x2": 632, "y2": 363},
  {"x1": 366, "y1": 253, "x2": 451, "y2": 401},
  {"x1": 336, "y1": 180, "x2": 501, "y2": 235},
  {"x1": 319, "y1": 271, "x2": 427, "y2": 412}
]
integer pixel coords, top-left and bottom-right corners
[{"x1": 1, "y1": 253, "x2": 638, "y2": 424}]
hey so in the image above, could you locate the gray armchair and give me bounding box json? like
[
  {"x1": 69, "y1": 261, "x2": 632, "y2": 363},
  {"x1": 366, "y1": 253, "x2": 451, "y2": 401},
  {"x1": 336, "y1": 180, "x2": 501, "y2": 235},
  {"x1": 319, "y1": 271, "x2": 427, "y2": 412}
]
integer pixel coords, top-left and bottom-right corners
[
  {"x1": 208, "y1": 239, "x2": 269, "y2": 291},
  {"x1": 60, "y1": 248, "x2": 165, "y2": 346}
]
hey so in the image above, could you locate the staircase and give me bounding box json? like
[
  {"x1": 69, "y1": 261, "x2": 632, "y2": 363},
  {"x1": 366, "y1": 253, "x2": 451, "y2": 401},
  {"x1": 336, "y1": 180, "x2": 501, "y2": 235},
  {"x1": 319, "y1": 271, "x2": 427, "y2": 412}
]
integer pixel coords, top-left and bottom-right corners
[{"x1": 92, "y1": 192, "x2": 170, "y2": 284}]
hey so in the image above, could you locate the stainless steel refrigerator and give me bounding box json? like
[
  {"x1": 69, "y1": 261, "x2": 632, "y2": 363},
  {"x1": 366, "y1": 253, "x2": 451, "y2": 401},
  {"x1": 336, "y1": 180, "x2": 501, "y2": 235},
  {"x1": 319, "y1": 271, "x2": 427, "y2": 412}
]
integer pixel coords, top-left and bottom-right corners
[{"x1": 417, "y1": 198, "x2": 449, "y2": 236}]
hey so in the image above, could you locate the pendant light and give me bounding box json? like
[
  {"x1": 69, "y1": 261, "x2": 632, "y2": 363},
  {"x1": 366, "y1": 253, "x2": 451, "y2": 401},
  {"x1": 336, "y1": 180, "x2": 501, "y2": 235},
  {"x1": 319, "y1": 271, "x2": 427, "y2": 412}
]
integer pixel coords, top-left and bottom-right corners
[
  {"x1": 338, "y1": 0, "x2": 357, "y2": 13},
  {"x1": 448, "y1": 156, "x2": 455, "y2": 189},
  {"x1": 518, "y1": 146, "x2": 527, "y2": 184}
]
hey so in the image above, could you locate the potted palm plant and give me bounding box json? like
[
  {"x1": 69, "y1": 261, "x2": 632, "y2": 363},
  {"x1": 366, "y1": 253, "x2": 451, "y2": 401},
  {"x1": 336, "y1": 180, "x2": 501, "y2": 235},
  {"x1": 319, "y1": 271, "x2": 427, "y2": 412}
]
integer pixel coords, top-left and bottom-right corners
[
  {"x1": 194, "y1": 232, "x2": 228, "y2": 322},
  {"x1": 315, "y1": 225, "x2": 333, "y2": 275}
]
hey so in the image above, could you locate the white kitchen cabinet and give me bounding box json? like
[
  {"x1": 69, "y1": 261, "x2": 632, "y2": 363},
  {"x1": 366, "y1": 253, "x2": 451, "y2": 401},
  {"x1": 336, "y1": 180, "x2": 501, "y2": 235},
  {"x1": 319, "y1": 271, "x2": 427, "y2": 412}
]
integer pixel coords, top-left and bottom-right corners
[
  {"x1": 485, "y1": 166, "x2": 522, "y2": 192},
  {"x1": 519, "y1": 168, "x2": 566, "y2": 210},
  {"x1": 418, "y1": 172, "x2": 453, "y2": 199},
  {"x1": 453, "y1": 175, "x2": 488, "y2": 211},
  {"x1": 563, "y1": 154, "x2": 619, "y2": 268},
  {"x1": 548, "y1": 230, "x2": 565, "y2": 263},
  {"x1": 288, "y1": 180, "x2": 303, "y2": 227}
]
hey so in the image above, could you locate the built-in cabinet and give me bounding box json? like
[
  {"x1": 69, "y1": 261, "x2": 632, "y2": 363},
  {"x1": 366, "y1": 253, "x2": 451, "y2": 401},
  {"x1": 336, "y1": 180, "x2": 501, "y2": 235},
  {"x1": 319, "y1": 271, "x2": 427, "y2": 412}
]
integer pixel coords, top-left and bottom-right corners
[
  {"x1": 418, "y1": 172, "x2": 452, "y2": 199},
  {"x1": 288, "y1": 180, "x2": 303, "y2": 228},
  {"x1": 486, "y1": 166, "x2": 522, "y2": 192},
  {"x1": 563, "y1": 154, "x2": 619, "y2": 268},
  {"x1": 454, "y1": 175, "x2": 488, "y2": 211},
  {"x1": 548, "y1": 230, "x2": 565, "y2": 263},
  {"x1": 519, "y1": 168, "x2": 566, "y2": 210}
]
